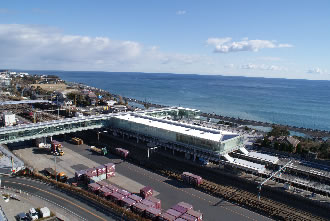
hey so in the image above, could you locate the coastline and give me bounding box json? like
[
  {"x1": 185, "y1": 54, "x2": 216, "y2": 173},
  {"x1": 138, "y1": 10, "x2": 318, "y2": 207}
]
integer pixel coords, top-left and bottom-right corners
[
  {"x1": 68, "y1": 80, "x2": 330, "y2": 138},
  {"x1": 118, "y1": 94, "x2": 330, "y2": 138}
]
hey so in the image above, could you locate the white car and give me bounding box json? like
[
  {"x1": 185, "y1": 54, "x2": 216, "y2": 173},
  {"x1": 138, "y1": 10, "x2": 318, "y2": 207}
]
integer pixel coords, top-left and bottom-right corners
[{"x1": 28, "y1": 208, "x2": 39, "y2": 220}]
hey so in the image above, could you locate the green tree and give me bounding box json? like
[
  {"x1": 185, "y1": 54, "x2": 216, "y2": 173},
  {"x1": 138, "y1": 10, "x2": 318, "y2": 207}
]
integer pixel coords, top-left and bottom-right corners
[{"x1": 268, "y1": 126, "x2": 290, "y2": 137}]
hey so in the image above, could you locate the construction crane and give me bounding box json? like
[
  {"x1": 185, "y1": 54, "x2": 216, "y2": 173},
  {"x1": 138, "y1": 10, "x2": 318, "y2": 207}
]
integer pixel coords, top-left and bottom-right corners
[{"x1": 257, "y1": 160, "x2": 292, "y2": 200}]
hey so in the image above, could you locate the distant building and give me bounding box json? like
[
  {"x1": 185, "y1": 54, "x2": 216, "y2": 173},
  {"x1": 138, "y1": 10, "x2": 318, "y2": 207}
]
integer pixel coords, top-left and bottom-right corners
[
  {"x1": 105, "y1": 100, "x2": 117, "y2": 106},
  {"x1": 111, "y1": 105, "x2": 127, "y2": 112},
  {"x1": 277, "y1": 136, "x2": 300, "y2": 148}
]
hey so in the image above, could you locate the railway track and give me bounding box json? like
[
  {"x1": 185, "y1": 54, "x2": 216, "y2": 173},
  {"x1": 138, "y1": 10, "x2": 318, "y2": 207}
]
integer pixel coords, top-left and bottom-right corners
[
  {"x1": 81, "y1": 130, "x2": 328, "y2": 221},
  {"x1": 157, "y1": 168, "x2": 325, "y2": 221}
]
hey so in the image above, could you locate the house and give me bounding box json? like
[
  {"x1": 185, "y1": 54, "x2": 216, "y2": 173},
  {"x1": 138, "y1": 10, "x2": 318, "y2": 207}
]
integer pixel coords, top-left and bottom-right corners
[
  {"x1": 271, "y1": 136, "x2": 300, "y2": 148},
  {"x1": 105, "y1": 100, "x2": 117, "y2": 106},
  {"x1": 284, "y1": 136, "x2": 300, "y2": 148}
]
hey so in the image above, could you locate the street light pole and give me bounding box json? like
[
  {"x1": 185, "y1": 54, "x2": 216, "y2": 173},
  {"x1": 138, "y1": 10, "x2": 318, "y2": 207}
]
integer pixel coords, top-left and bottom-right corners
[
  {"x1": 147, "y1": 147, "x2": 158, "y2": 159},
  {"x1": 54, "y1": 155, "x2": 57, "y2": 182}
]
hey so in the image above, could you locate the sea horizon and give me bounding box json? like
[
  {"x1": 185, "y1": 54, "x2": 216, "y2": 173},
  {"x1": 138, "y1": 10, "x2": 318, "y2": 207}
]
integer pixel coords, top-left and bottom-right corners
[{"x1": 12, "y1": 69, "x2": 330, "y2": 82}]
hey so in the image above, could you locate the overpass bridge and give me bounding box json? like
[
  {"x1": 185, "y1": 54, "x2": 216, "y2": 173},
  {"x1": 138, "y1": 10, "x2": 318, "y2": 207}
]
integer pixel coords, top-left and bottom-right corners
[
  {"x1": 0, "y1": 107, "x2": 199, "y2": 145},
  {"x1": 0, "y1": 114, "x2": 116, "y2": 144}
]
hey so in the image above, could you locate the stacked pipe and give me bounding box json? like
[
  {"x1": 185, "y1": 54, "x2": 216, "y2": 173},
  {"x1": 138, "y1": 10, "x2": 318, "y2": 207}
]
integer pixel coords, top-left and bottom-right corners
[{"x1": 75, "y1": 163, "x2": 116, "y2": 184}]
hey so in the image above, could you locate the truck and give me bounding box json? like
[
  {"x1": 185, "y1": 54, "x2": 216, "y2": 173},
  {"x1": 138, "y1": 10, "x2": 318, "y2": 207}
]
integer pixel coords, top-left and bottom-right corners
[
  {"x1": 43, "y1": 168, "x2": 68, "y2": 183},
  {"x1": 115, "y1": 148, "x2": 129, "y2": 158},
  {"x1": 51, "y1": 140, "x2": 64, "y2": 156},
  {"x1": 90, "y1": 146, "x2": 108, "y2": 156},
  {"x1": 71, "y1": 137, "x2": 83, "y2": 145}
]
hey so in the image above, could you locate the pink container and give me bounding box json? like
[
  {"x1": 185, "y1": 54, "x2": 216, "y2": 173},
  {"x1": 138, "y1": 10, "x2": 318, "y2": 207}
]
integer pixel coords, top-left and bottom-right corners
[
  {"x1": 177, "y1": 202, "x2": 193, "y2": 210},
  {"x1": 159, "y1": 213, "x2": 176, "y2": 221},
  {"x1": 115, "y1": 148, "x2": 129, "y2": 158},
  {"x1": 96, "y1": 181, "x2": 109, "y2": 187},
  {"x1": 171, "y1": 205, "x2": 187, "y2": 214},
  {"x1": 140, "y1": 186, "x2": 153, "y2": 199},
  {"x1": 99, "y1": 186, "x2": 112, "y2": 197},
  {"x1": 180, "y1": 213, "x2": 198, "y2": 221},
  {"x1": 128, "y1": 194, "x2": 142, "y2": 203},
  {"x1": 132, "y1": 202, "x2": 148, "y2": 215},
  {"x1": 86, "y1": 168, "x2": 97, "y2": 177},
  {"x1": 141, "y1": 199, "x2": 155, "y2": 208},
  {"x1": 106, "y1": 172, "x2": 115, "y2": 179},
  {"x1": 104, "y1": 163, "x2": 115, "y2": 172},
  {"x1": 121, "y1": 197, "x2": 136, "y2": 208},
  {"x1": 96, "y1": 165, "x2": 106, "y2": 176},
  {"x1": 145, "y1": 207, "x2": 161, "y2": 220},
  {"x1": 117, "y1": 189, "x2": 131, "y2": 197},
  {"x1": 109, "y1": 192, "x2": 125, "y2": 204},
  {"x1": 186, "y1": 210, "x2": 203, "y2": 221},
  {"x1": 88, "y1": 183, "x2": 101, "y2": 193},
  {"x1": 147, "y1": 196, "x2": 161, "y2": 209},
  {"x1": 166, "y1": 209, "x2": 182, "y2": 219},
  {"x1": 106, "y1": 184, "x2": 118, "y2": 193}
]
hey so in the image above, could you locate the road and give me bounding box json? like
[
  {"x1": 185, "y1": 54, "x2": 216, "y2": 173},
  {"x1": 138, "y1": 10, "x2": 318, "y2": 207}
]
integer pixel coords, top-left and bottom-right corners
[
  {"x1": 1, "y1": 176, "x2": 117, "y2": 221},
  {"x1": 63, "y1": 141, "x2": 273, "y2": 221}
]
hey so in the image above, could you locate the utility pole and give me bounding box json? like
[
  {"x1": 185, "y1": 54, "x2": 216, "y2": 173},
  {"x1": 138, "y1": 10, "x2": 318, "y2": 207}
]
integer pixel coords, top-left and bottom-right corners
[{"x1": 258, "y1": 160, "x2": 292, "y2": 201}]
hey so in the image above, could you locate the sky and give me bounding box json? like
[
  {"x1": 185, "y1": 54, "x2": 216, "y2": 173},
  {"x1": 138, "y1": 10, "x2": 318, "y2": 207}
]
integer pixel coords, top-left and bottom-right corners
[{"x1": 0, "y1": 0, "x2": 330, "y2": 80}]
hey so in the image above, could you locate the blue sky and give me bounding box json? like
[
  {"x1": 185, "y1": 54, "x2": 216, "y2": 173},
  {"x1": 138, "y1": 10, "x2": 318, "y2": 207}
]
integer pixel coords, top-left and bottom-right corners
[{"x1": 0, "y1": 0, "x2": 330, "y2": 80}]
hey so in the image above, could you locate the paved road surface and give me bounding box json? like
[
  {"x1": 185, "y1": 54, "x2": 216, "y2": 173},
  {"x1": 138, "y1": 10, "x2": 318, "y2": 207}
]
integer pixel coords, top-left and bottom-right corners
[
  {"x1": 64, "y1": 141, "x2": 273, "y2": 221},
  {"x1": 1, "y1": 176, "x2": 117, "y2": 221}
]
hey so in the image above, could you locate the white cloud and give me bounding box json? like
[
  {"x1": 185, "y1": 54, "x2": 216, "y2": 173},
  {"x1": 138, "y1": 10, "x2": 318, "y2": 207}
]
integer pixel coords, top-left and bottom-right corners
[
  {"x1": 224, "y1": 63, "x2": 287, "y2": 71},
  {"x1": 223, "y1": 63, "x2": 287, "y2": 71},
  {"x1": 307, "y1": 67, "x2": 329, "y2": 75},
  {"x1": 206, "y1": 37, "x2": 293, "y2": 53},
  {"x1": 176, "y1": 10, "x2": 186, "y2": 15},
  {"x1": 240, "y1": 64, "x2": 287, "y2": 71},
  {"x1": 0, "y1": 24, "x2": 209, "y2": 72}
]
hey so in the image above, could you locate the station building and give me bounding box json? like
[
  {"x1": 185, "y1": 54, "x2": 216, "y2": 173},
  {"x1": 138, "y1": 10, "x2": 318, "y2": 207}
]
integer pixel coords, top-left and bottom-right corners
[{"x1": 109, "y1": 107, "x2": 244, "y2": 157}]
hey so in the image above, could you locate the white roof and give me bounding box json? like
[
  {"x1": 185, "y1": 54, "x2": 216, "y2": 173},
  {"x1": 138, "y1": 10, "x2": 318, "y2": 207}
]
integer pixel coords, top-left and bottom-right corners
[
  {"x1": 232, "y1": 158, "x2": 266, "y2": 173},
  {"x1": 115, "y1": 114, "x2": 237, "y2": 142},
  {"x1": 248, "y1": 152, "x2": 279, "y2": 164}
]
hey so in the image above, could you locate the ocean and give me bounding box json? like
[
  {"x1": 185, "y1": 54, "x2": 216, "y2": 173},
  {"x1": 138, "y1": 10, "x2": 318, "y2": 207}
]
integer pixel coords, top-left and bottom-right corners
[{"x1": 28, "y1": 71, "x2": 330, "y2": 131}]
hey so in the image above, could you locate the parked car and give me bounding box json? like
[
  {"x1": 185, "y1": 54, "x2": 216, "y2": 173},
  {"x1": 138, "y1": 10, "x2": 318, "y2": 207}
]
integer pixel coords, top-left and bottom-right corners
[
  {"x1": 16, "y1": 212, "x2": 29, "y2": 221},
  {"x1": 28, "y1": 208, "x2": 39, "y2": 220}
]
